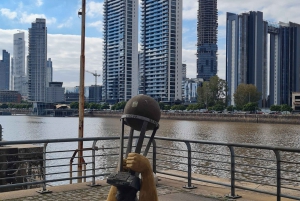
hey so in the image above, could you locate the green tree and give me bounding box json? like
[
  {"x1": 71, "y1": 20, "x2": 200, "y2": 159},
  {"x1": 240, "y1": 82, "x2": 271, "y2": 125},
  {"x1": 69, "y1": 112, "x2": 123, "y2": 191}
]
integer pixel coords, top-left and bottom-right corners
[
  {"x1": 213, "y1": 104, "x2": 224, "y2": 112},
  {"x1": 164, "y1": 105, "x2": 171, "y2": 110},
  {"x1": 281, "y1": 104, "x2": 292, "y2": 112},
  {"x1": 226, "y1": 105, "x2": 235, "y2": 112},
  {"x1": 233, "y1": 84, "x2": 261, "y2": 109},
  {"x1": 70, "y1": 102, "x2": 79, "y2": 109},
  {"x1": 0, "y1": 103, "x2": 8, "y2": 108},
  {"x1": 111, "y1": 101, "x2": 127, "y2": 110},
  {"x1": 101, "y1": 103, "x2": 110, "y2": 109},
  {"x1": 171, "y1": 105, "x2": 186, "y2": 110},
  {"x1": 270, "y1": 105, "x2": 281, "y2": 111},
  {"x1": 158, "y1": 102, "x2": 165, "y2": 110},
  {"x1": 197, "y1": 75, "x2": 228, "y2": 108},
  {"x1": 242, "y1": 102, "x2": 258, "y2": 112}
]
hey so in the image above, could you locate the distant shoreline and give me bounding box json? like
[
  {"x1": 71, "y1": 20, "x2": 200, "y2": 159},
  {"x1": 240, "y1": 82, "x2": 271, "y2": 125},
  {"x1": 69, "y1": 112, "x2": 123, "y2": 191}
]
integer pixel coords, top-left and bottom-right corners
[{"x1": 84, "y1": 111, "x2": 300, "y2": 125}]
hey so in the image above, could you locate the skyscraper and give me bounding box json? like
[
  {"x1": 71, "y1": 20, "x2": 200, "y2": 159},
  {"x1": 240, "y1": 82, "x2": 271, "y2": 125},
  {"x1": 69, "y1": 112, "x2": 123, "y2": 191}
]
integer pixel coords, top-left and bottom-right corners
[
  {"x1": 226, "y1": 11, "x2": 268, "y2": 107},
  {"x1": 197, "y1": 0, "x2": 218, "y2": 81},
  {"x1": 102, "y1": 0, "x2": 138, "y2": 104},
  {"x1": 12, "y1": 32, "x2": 27, "y2": 96},
  {"x1": 269, "y1": 22, "x2": 300, "y2": 106},
  {"x1": 0, "y1": 50, "x2": 10, "y2": 90},
  {"x1": 27, "y1": 18, "x2": 47, "y2": 102},
  {"x1": 46, "y1": 58, "x2": 53, "y2": 87},
  {"x1": 140, "y1": 0, "x2": 182, "y2": 102}
]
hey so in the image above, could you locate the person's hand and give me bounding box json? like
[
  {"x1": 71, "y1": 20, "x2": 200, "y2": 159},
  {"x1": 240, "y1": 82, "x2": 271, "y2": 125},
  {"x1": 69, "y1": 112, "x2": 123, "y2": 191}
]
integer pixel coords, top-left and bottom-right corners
[{"x1": 125, "y1": 153, "x2": 151, "y2": 174}]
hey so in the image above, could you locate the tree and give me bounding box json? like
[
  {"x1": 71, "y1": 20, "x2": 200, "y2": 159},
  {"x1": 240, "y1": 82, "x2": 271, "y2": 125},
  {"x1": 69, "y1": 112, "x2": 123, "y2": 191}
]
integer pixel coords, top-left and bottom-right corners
[
  {"x1": 158, "y1": 102, "x2": 165, "y2": 110},
  {"x1": 270, "y1": 105, "x2": 281, "y2": 111},
  {"x1": 213, "y1": 104, "x2": 224, "y2": 112},
  {"x1": 233, "y1": 84, "x2": 261, "y2": 109},
  {"x1": 70, "y1": 102, "x2": 79, "y2": 109},
  {"x1": 171, "y1": 105, "x2": 186, "y2": 110},
  {"x1": 281, "y1": 104, "x2": 292, "y2": 112},
  {"x1": 101, "y1": 103, "x2": 110, "y2": 109},
  {"x1": 226, "y1": 105, "x2": 235, "y2": 112},
  {"x1": 197, "y1": 75, "x2": 228, "y2": 108},
  {"x1": 242, "y1": 102, "x2": 258, "y2": 112}
]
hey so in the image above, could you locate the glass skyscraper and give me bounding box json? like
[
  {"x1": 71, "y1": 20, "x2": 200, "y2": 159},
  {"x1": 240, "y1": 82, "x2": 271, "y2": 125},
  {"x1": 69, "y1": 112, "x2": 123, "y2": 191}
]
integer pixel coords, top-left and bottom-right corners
[
  {"x1": 0, "y1": 50, "x2": 10, "y2": 90},
  {"x1": 27, "y1": 18, "x2": 47, "y2": 102},
  {"x1": 140, "y1": 0, "x2": 182, "y2": 103},
  {"x1": 12, "y1": 32, "x2": 27, "y2": 96},
  {"x1": 197, "y1": 0, "x2": 218, "y2": 81},
  {"x1": 226, "y1": 11, "x2": 268, "y2": 107},
  {"x1": 102, "y1": 0, "x2": 138, "y2": 104}
]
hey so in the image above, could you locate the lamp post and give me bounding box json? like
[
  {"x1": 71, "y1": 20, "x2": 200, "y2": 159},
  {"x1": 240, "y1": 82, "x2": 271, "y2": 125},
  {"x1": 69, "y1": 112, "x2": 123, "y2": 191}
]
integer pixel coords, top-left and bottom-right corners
[{"x1": 78, "y1": 0, "x2": 86, "y2": 183}]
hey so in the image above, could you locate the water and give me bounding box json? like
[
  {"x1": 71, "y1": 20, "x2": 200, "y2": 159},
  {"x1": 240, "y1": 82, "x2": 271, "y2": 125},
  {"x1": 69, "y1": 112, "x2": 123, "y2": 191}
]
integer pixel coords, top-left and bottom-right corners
[
  {"x1": 1, "y1": 115, "x2": 300, "y2": 147},
  {"x1": 1, "y1": 115, "x2": 300, "y2": 187}
]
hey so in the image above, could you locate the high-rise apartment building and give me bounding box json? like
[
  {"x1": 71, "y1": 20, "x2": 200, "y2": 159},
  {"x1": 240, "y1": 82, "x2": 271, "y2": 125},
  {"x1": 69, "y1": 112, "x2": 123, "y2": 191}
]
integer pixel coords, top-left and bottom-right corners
[
  {"x1": 46, "y1": 58, "x2": 53, "y2": 87},
  {"x1": 102, "y1": 0, "x2": 138, "y2": 104},
  {"x1": 140, "y1": 0, "x2": 182, "y2": 102},
  {"x1": 197, "y1": 0, "x2": 218, "y2": 81},
  {"x1": 46, "y1": 82, "x2": 65, "y2": 103},
  {"x1": 27, "y1": 18, "x2": 47, "y2": 102},
  {"x1": 12, "y1": 32, "x2": 27, "y2": 96},
  {"x1": 269, "y1": 22, "x2": 300, "y2": 106},
  {"x1": 0, "y1": 50, "x2": 10, "y2": 90},
  {"x1": 226, "y1": 11, "x2": 268, "y2": 107}
]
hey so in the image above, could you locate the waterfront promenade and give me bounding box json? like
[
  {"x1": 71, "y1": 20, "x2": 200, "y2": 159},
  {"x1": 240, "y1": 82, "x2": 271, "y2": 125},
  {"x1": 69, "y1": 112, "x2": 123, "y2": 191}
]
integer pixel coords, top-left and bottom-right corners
[{"x1": 0, "y1": 175, "x2": 291, "y2": 201}]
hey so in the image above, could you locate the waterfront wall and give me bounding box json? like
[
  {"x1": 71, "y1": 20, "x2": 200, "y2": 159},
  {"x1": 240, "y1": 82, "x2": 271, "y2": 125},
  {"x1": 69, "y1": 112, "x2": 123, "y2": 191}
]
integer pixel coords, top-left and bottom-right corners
[{"x1": 85, "y1": 111, "x2": 300, "y2": 125}]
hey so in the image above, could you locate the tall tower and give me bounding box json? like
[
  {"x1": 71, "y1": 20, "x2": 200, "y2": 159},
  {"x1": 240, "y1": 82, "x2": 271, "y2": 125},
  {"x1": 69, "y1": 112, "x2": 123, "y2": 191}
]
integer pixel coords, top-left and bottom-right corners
[
  {"x1": 46, "y1": 58, "x2": 53, "y2": 87},
  {"x1": 140, "y1": 0, "x2": 182, "y2": 103},
  {"x1": 12, "y1": 32, "x2": 27, "y2": 96},
  {"x1": 0, "y1": 50, "x2": 10, "y2": 90},
  {"x1": 27, "y1": 18, "x2": 47, "y2": 102},
  {"x1": 102, "y1": 0, "x2": 138, "y2": 104},
  {"x1": 226, "y1": 11, "x2": 268, "y2": 107},
  {"x1": 197, "y1": 0, "x2": 218, "y2": 81}
]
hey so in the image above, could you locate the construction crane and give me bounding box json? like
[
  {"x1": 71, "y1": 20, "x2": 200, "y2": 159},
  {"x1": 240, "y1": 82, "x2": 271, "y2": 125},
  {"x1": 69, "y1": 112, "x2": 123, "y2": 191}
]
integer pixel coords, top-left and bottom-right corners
[{"x1": 86, "y1": 70, "x2": 101, "y2": 103}]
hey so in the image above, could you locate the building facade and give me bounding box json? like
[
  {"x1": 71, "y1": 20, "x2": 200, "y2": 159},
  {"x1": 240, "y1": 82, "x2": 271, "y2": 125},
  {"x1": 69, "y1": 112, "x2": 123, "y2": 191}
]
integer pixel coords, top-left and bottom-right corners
[
  {"x1": 46, "y1": 82, "x2": 65, "y2": 103},
  {"x1": 0, "y1": 50, "x2": 10, "y2": 90},
  {"x1": 89, "y1": 85, "x2": 102, "y2": 103},
  {"x1": 12, "y1": 32, "x2": 27, "y2": 96},
  {"x1": 197, "y1": 0, "x2": 218, "y2": 81},
  {"x1": 226, "y1": 11, "x2": 268, "y2": 107},
  {"x1": 0, "y1": 91, "x2": 21, "y2": 103},
  {"x1": 27, "y1": 18, "x2": 47, "y2": 102},
  {"x1": 140, "y1": 0, "x2": 182, "y2": 103},
  {"x1": 269, "y1": 22, "x2": 300, "y2": 106},
  {"x1": 46, "y1": 58, "x2": 53, "y2": 87},
  {"x1": 102, "y1": 0, "x2": 138, "y2": 104},
  {"x1": 183, "y1": 78, "x2": 203, "y2": 103}
]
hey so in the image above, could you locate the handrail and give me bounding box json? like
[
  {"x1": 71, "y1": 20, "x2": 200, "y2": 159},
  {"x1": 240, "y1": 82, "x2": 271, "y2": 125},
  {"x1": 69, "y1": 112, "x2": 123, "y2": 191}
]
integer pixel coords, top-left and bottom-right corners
[{"x1": 0, "y1": 136, "x2": 300, "y2": 200}]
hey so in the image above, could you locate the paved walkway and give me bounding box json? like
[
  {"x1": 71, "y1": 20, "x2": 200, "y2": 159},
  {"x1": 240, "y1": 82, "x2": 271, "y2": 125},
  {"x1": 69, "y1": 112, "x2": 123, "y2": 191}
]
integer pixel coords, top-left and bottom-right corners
[{"x1": 0, "y1": 178, "x2": 221, "y2": 201}]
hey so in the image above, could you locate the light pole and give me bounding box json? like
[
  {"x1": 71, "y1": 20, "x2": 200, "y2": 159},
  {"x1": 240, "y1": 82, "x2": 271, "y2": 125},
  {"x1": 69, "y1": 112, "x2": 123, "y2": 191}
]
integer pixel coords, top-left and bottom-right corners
[{"x1": 78, "y1": 0, "x2": 86, "y2": 183}]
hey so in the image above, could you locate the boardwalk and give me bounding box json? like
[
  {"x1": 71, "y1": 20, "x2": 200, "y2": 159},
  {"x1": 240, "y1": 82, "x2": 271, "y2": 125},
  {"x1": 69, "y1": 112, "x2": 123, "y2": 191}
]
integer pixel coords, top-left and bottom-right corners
[{"x1": 0, "y1": 175, "x2": 291, "y2": 201}]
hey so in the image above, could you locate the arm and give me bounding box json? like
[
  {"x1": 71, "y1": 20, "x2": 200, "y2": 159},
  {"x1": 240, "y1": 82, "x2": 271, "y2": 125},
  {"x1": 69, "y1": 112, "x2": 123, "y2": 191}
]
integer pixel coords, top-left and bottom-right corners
[
  {"x1": 126, "y1": 153, "x2": 158, "y2": 201},
  {"x1": 106, "y1": 186, "x2": 117, "y2": 201}
]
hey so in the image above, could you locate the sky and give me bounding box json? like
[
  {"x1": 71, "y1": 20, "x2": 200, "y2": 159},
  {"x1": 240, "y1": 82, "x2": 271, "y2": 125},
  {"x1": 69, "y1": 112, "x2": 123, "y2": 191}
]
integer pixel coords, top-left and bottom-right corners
[{"x1": 0, "y1": 0, "x2": 300, "y2": 87}]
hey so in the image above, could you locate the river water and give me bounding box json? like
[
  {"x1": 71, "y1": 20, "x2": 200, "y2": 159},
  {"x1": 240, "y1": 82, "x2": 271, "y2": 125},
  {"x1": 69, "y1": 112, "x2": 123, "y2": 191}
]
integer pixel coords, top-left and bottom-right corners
[
  {"x1": 1, "y1": 115, "x2": 300, "y2": 147},
  {"x1": 1, "y1": 115, "x2": 300, "y2": 186}
]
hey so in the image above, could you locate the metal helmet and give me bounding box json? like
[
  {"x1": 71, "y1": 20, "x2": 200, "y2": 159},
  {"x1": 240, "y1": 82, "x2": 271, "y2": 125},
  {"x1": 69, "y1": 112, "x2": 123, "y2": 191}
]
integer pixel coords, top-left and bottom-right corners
[{"x1": 123, "y1": 94, "x2": 161, "y2": 131}]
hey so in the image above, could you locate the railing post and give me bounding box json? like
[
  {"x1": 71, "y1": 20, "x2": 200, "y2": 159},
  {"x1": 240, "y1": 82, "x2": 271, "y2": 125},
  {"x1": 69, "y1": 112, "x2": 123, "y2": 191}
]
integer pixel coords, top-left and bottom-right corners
[
  {"x1": 37, "y1": 143, "x2": 52, "y2": 194},
  {"x1": 89, "y1": 140, "x2": 100, "y2": 187},
  {"x1": 274, "y1": 150, "x2": 281, "y2": 201},
  {"x1": 152, "y1": 139, "x2": 157, "y2": 174},
  {"x1": 183, "y1": 142, "x2": 196, "y2": 189},
  {"x1": 226, "y1": 146, "x2": 241, "y2": 199}
]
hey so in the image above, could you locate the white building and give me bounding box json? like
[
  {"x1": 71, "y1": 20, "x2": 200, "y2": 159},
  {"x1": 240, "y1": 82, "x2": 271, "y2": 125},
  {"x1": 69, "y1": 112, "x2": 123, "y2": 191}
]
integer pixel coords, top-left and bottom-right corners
[
  {"x1": 102, "y1": 0, "x2": 139, "y2": 104},
  {"x1": 46, "y1": 58, "x2": 53, "y2": 87},
  {"x1": 140, "y1": 0, "x2": 182, "y2": 103}
]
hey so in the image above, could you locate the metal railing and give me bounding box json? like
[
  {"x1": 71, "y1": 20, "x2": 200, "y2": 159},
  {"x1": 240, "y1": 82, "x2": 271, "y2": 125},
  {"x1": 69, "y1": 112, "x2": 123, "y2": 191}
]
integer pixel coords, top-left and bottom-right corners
[{"x1": 0, "y1": 136, "x2": 300, "y2": 201}]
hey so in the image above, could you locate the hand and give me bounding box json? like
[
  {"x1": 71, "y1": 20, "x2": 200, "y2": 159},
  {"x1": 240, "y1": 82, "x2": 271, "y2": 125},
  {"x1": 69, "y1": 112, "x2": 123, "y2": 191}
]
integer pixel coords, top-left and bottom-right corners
[{"x1": 125, "y1": 153, "x2": 151, "y2": 174}]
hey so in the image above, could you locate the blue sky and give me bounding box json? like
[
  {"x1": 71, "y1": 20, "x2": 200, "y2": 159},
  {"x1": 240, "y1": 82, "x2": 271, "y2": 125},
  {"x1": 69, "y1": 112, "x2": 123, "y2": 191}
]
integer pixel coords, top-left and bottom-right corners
[{"x1": 0, "y1": 0, "x2": 299, "y2": 87}]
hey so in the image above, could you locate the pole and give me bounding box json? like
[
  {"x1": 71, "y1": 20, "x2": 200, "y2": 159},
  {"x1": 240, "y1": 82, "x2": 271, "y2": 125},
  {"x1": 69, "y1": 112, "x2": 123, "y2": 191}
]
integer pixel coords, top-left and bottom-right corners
[{"x1": 78, "y1": 0, "x2": 86, "y2": 183}]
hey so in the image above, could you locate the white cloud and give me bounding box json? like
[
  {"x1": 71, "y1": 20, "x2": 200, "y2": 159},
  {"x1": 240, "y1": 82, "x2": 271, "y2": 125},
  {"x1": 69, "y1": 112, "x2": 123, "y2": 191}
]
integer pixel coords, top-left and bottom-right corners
[
  {"x1": 182, "y1": 0, "x2": 198, "y2": 20},
  {"x1": 58, "y1": 17, "x2": 73, "y2": 28},
  {"x1": 86, "y1": 1, "x2": 103, "y2": 18},
  {"x1": 87, "y1": 20, "x2": 102, "y2": 32},
  {"x1": 20, "y1": 12, "x2": 56, "y2": 24},
  {"x1": 36, "y1": 0, "x2": 43, "y2": 7},
  {"x1": 0, "y1": 8, "x2": 17, "y2": 19}
]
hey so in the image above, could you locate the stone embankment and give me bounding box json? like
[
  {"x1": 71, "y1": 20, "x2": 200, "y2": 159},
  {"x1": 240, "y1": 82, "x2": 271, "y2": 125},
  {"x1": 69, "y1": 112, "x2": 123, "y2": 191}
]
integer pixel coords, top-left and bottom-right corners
[{"x1": 85, "y1": 111, "x2": 300, "y2": 125}]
